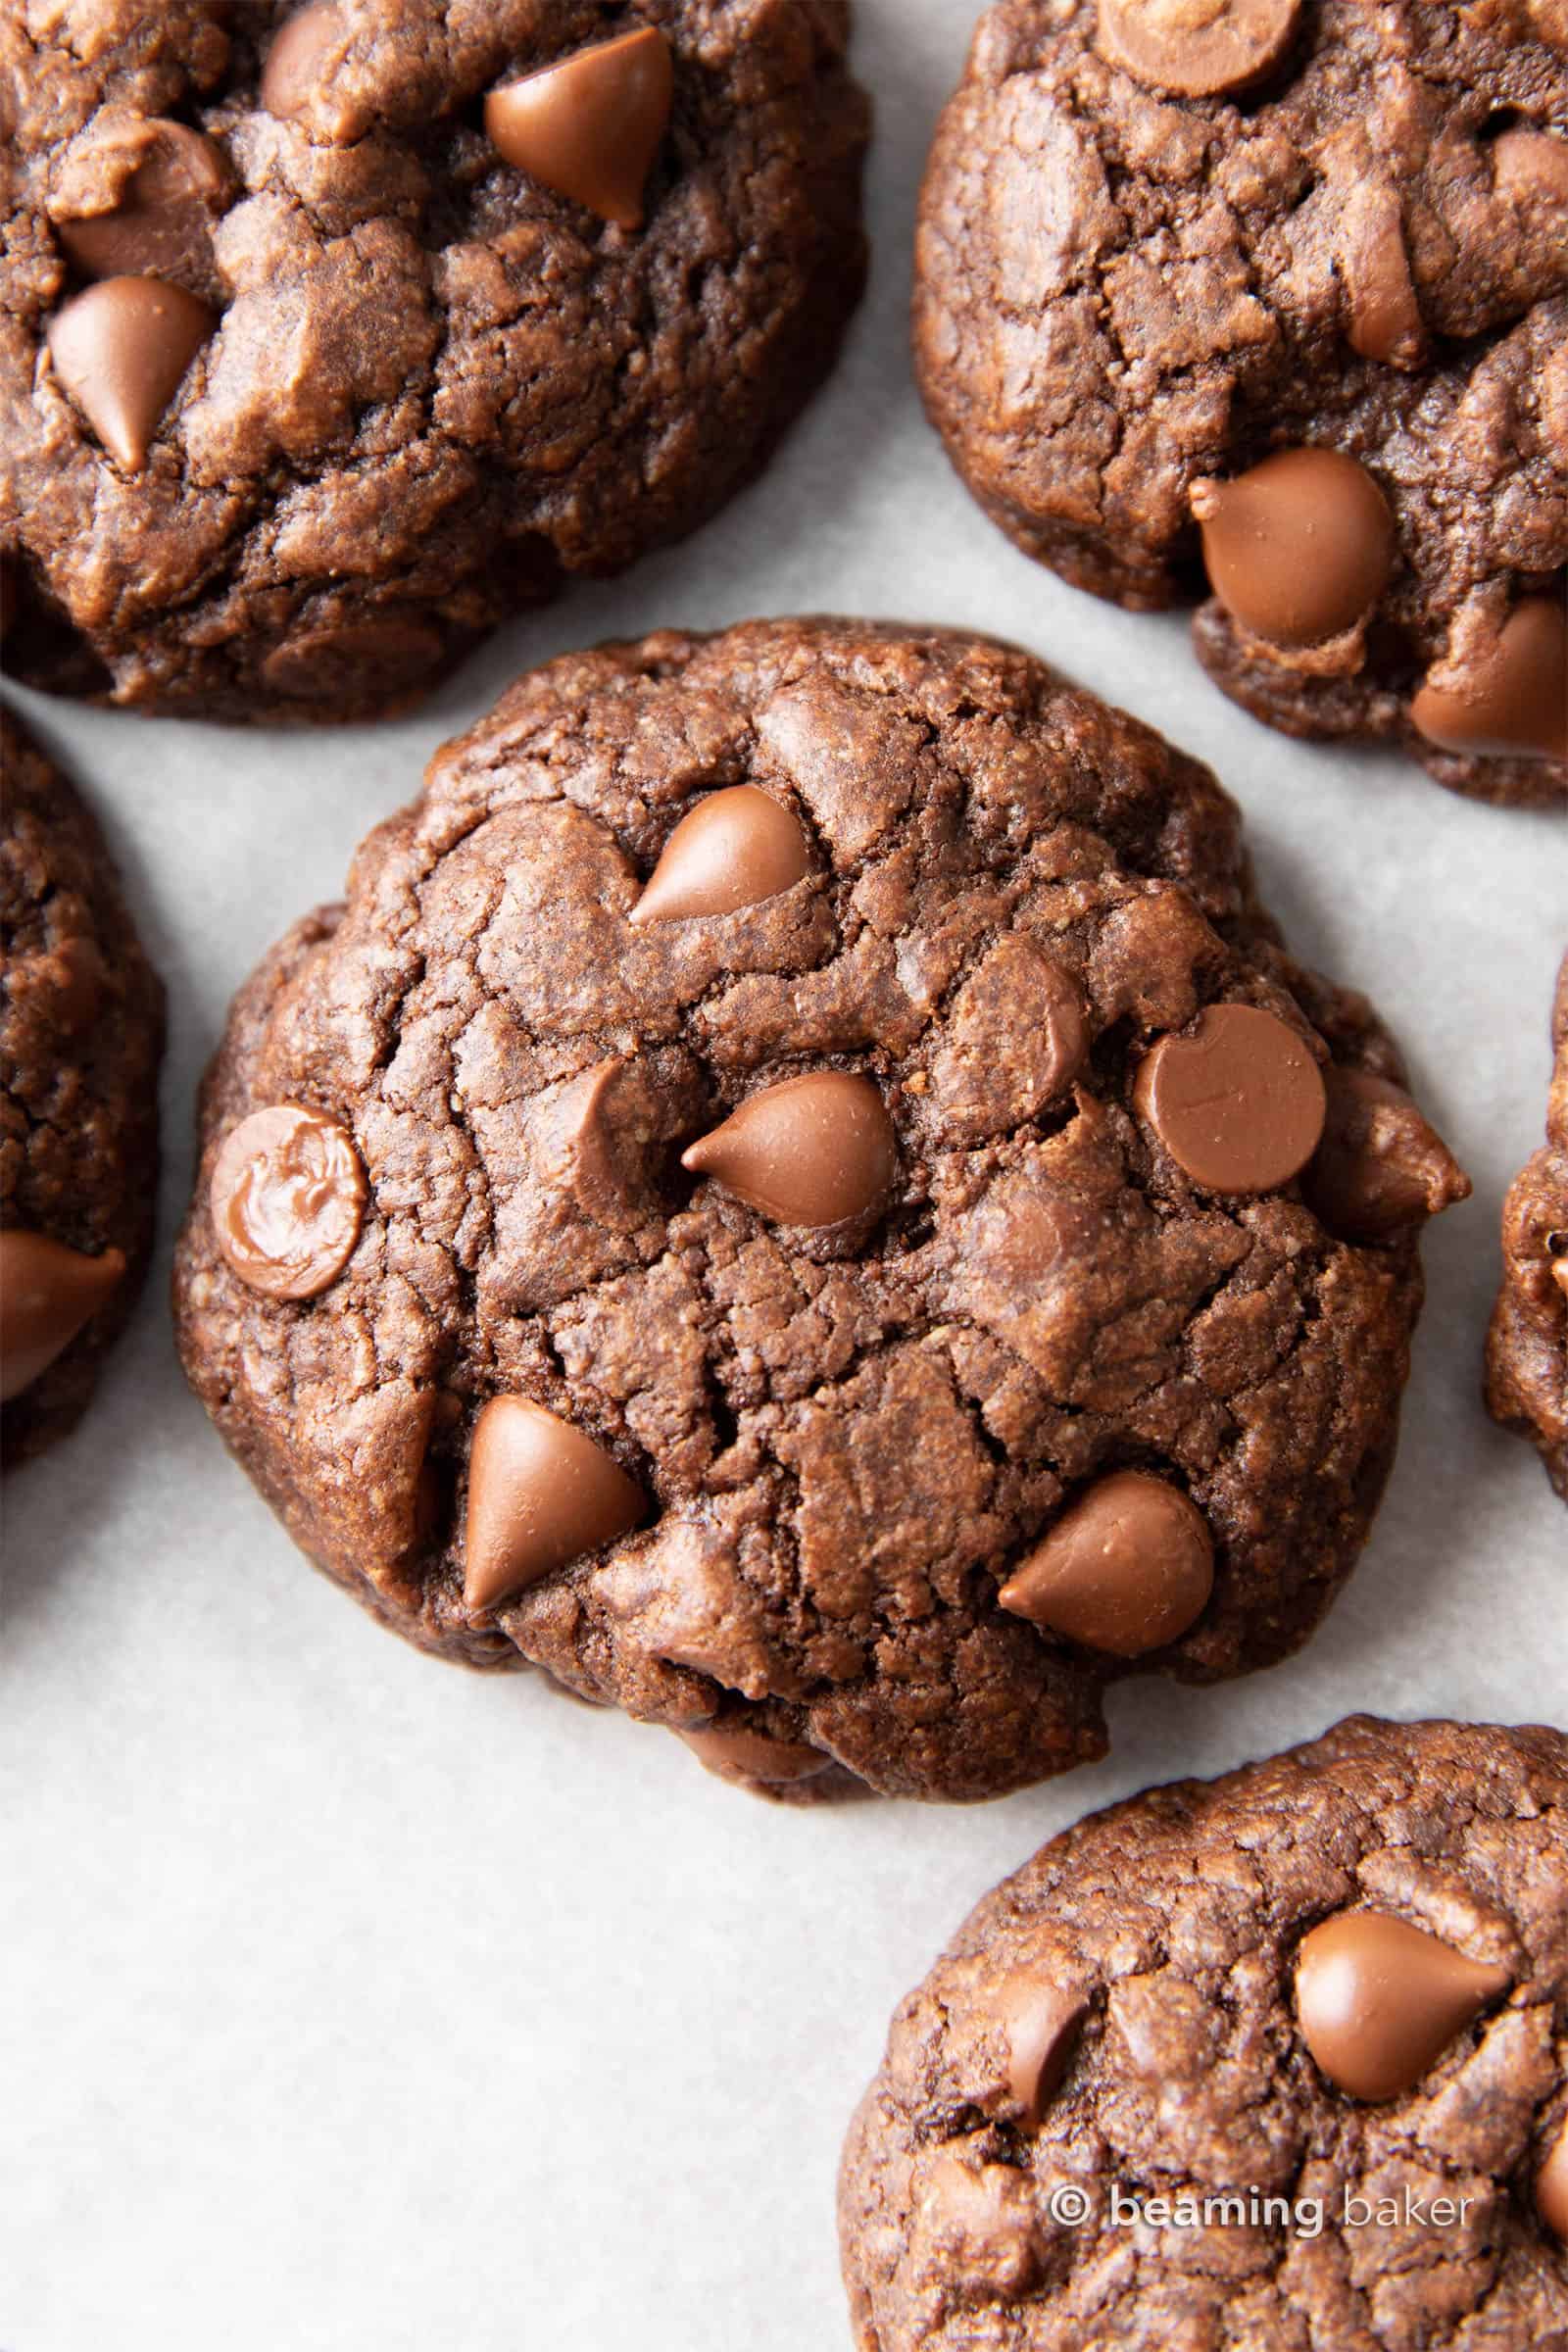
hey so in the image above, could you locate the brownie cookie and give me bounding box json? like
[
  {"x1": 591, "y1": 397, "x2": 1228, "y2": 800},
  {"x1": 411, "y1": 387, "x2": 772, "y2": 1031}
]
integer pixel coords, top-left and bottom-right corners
[
  {"x1": 914, "y1": 0, "x2": 1568, "y2": 806},
  {"x1": 840, "y1": 1715, "x2": 1568, "y2": 2350},
  {"x1": 172, "y1": 618, "x2": 1470, "y2": 1802},
  {"x1": 1, "y1": 709, "x2": 164, "y2": 1466},
  {"x1": 1486, "y1": 950, "x2": 1568, "y2": 1500},
  {"x1": 0, "y1": 3, "x2": 866, "y2": 721}
]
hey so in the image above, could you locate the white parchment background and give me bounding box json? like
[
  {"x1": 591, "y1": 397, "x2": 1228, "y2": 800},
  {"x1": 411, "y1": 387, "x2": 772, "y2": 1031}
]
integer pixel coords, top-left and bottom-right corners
[{"x1": 2, "y1": 6, "x2": 1563, "y2": 2346}]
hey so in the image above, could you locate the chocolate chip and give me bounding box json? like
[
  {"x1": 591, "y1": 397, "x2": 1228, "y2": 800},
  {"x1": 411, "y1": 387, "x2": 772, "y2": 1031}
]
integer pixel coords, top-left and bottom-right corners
[
  {"x1": 1191, "y1": 449, "x2": 1395, "y2": 652},
  {"x1": 1095, "y1": 0, "x2": 1301, "y2": 98},
  {"x1": 261, "y1": 2, "x2": 355, "y2": 137},
  {"x1": 0, "y1": 1228, "x2": 126, "y2": 1402},
  {"x1": 55, "y1": 121, "x2": 230, "y2": 289},
  {"x1": 677, "y1": 1723, "x2": 833, "y2": 1787},
  {"x1": 998, "y1": 1469, "x2": 1213, "y2": 1656},
  {"x1": 994, "y1": 1977, "x2": 1089, "y2": 2126},
  {"x1": 464, "y1": 1395, "x2": 644, "y2": 1613},
  {"x1": 46, "y1": 274, "x2": 214, "y2": 471},
  {"x1": 1410, "y1": 598, "x2": 1568, "y2": 762},
  {"x1": 1294, "y1": 1911, "x2": 1510, "y2": 2101},
  {"x1": 1335, "y1": 182, "x2": 1424, "y2": 368},
  {"x1": 629, "y1": 786, "x2": 811, "y2": 925},
  {"x1": 485, "y1": 26, "x2": 673, "y2": 231},
  {"x1": 1539, "y1": 2121, "x2": 1568, "y2": 2242},
  {"x1": 1305, "y1": 1066, "x2": 1472, "y2": 1243},
  {"x1": 682, "y1": 1071, "x2": 897, "y2": 1228},
  {"x1": 209, "y1": 1103, "x2": 367, "y2": 1300},
  {"x1": 1134, "y1": 1003, "x2": 1327, "y2": 1194},
  {"x1": 1493, "y1": 125, "x2": 1568, "y2": 206}
]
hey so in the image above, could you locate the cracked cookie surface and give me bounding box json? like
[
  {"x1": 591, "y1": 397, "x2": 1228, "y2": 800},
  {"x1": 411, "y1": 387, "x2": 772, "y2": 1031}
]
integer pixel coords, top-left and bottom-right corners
[
  {"x1": 914, "y1": 0, "x2": 1568, "y2": 806},
  {"x1": 1, "y1": 709, "x2": 164, "y2": 1467},
  {"x1": 0, "y1": 1, "x2": 866, "y2": 721},
  {"x1": 839, "y1": 1714, "x2": 1568, "y2": 2350},
  {"x1": 1487, "y1": 950, "x2": 1568, "y2": 1502},
  {"x1": 172, "y1": 618, "x2": 1467, "y2": 1802}
]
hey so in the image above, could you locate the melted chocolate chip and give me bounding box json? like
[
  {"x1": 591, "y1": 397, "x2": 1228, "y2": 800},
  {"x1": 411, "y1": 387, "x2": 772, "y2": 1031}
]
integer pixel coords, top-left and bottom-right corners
[
  {"x1": 994, "y1": 1977, "x2": 1089, "y2": 2126},
  {"x1": 485, "y1": 27, "x2": 673, "y2": 231},
  {"x1": 1134, "y1": 1003, "x2": 1327, "y2": 1194},
  {"x1": 464, "y1": 1395, "x2": 645, "y2": 1613},
  {"x1": 47, "y1": 274, "x2": 214, "y2": 471},
  {"x1": 209, "y1": 1103, "x2": 367, "y2": 1300},
  {"x1": 1410, "y1": 599, "x2": 1568, "y2": 762},
  {"x1": 1192, "y1": 449, "x2": 1395, "y2": 652},
  {"x1": 677, "y1": 1723, "x2": 833, "y2": 1787},
  {"x1": 0, "y1": 1228, "x2": 126, "y2": 1401},
  {"x1": 1294, "y1": 1911, "x2": 1510, "y2": 2101},
  {"x1": 55, "y1": 121, "x2": 230, "y2": 289}
]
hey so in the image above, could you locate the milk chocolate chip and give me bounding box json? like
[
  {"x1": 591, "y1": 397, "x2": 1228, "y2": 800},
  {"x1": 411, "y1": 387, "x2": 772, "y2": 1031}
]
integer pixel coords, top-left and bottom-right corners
[
  {"x1": 1294, "y1": 1911, "x2": 1510, "y2": 2101},
  {"x1": 209, "y1": 1103, "x2": 367, "y2": 1300},
  {"x1": 677, "y1": 1723, "x2": 833, "y2": 1788},
  {"x1": 464, "y1": 1395, "x2": 645, "y2": 1612},
  {"x1": 1539, "y1": 2121, "x2": 1568, "y2": 2242},
  {"x1": 1096, "y1": 0, "x2": 1301, "y2": 98},
  {"x1": 1410, "y1": 599, "x2": 1568, "y2": 762},
  {"x1": 47, "y1": 275, "x2": 214, "y2": 470},
  {"x1": 998, "y1": 1469, "x2": 1213, "y2": 1656},
  {"x1": 485, "y1": 27, "x2": 674, "y2": 231},
  {"x1": 1134, "y1": 1003, "x2": 1326, "y2": 1194},
  {"x1": 630, "y1": 787, "x2": 811, "y2": 925},
  {"x1": 261, "y1": 3, "x2": 355, "y2": 136},
  {"x1": 1305, "y1": 1067, "x2": 1471, "y2": 1243},
  {"x1": 994, "y1": 1978, "x2": 1089, "y2": 2126},
  {"x1": 1492, "y1": 126, "x2": 1568, "y2": 208},
  {"x1": 1192, "y1": 450, "x2": 1395, "y2": 652},
  {"x1": 55, "y1": 121, "x2": 230, "y2": 287},
  {"x1": 0, "y1": 1228, "x2": 126, "y2": 1402},
  {"x1": 682, "y1": 1071, "x2": 897, "y2": 1228}
]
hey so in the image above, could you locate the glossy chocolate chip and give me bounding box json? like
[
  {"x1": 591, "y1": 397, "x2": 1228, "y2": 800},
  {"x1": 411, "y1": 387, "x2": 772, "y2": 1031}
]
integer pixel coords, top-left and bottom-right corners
[
  {"x1": 1335, "y1": 182, "x2": 1423, "y2": 367},
  {"x1": 630, "y1": 786, "x2": 811, "y2": 925},
  {"x1": 1539, "y1": 2121, "x2": 1568, "y2": 2242},
  {"x1": 1410, "y1": 599, "x2": 1568, "y2": 762},
  {"x1": 55, "y1": 121, "x2": 230, "y2": 287},
  {"x1": 994, "y1": 1978, "x2": 1089, "y2": 2126},
  {"x1": 0, "y1": 1228, "x2": 126, "y2": 1402},
  {"x1": 1134, "y1": 1003, "x2": 1326, "y2": 1194},
  {"x1": 464, "y1": 1395, "x2": 644, "y2": 1612},
  {"x1": 1294, "y1": 1911, "x2": 1510, "y2": 2101},
  {"x1": 485, "y1": 26, "x2": 673, "y2": 231},
  {"x1": 209, "y1": 1103, "x2": 367, "y2": 1300},
  {"x1": 1096, "y1": 0, "x2": 1301, "y2": 98},
  {"x1": 998, "y1": 1470, "x2": 1214, "y2": 1656},
  {"x1": 682, "y1": 1071, "x2": 897, "y2": 1228},
  {"x1": 1305, "y1": 1066, "x2": 1471, "y2": 1242},
  {"x1": 677, "y1": 1723, "x2": 833, "y2": 1788},
  {"x1": 261, "y1": 2, "x2": 353, "y2": 133},
  {"x1": 47, "y1": 274, "x2": 214, "y2": 470},
  {"x1": 1192, "y1": 449, "x2": 1395, "y2": 651}
]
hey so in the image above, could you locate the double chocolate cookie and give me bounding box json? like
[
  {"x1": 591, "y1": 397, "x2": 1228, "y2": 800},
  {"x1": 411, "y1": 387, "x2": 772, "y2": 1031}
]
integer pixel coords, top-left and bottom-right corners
[
  {"x1": 0, "y1": 3, "x2": 866, "y2": 720},
  {"x1": 840, "y1": 1715, "x2": 1568, "y2": 2350},
  {"x1": 1, "y1": 710, "x2": 164, "y2": 1467},
  {"x1": 1487, "y1": 950, "x2": 1568, "y2": 1501},
  {"x1": 172, "y1": 618, "x2": 1469, "y2": 1802},
  {"x1": 914, "y1": 0, "x2": 1568, "y2": 805}
]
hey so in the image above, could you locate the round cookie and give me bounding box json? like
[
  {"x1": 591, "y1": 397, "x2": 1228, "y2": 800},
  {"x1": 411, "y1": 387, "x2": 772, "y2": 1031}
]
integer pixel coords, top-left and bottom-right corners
[
  {"x1": 172, "y1": 618, "x2": 1470, "y2": 1802},
  {"x1": 914, "y1": 0, "x2": 1568, "y2": 807},
  {"x1": 840, "y1": 1715, "x2": 1568, "y2": 2350},
  {"x1": 1, "y1": 709, "x2": 164, "y2": 1467},
  {"x1": 0, "y1": 2, "x2": 867, "y2": 721},
  {"x1": 1486, "y1": 950, "x2": 1568, "y2": 1501}
]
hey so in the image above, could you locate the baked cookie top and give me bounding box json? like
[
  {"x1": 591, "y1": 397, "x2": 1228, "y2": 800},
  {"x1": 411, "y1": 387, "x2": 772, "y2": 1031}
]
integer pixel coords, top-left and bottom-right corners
[
  {"x1": 840, "y1": 1714, "x2": 1568, "y2": 2350},
  {"x1": 0, "y1": 2, "x2": 866, "y2": 720},
  {"x1": 1487, "y1": 949, "x2": 1568, "y2": 1500},
  {"x1": 172, "y1": 618, "x2": 1469, "y2": 1801},
  {"x1": 914, "y1": 0, "x2": 1568, "y2": 805},
  {"x1": 1, "y1": 709, "x2": 164, "y2": 1466}
]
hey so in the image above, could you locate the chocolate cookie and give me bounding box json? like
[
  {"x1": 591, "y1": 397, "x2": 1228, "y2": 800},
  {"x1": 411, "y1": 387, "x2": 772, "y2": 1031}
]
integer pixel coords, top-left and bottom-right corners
[
  {"x1": 0, "y1": 3, "x2": 866, "y2": 721},
  {"x1": 1487, "y1": 951, "x2": 1568, "y2": 1501},
  {"x1": 914, "y1": 0, "x2": 1568, "y2": 807},
  {"x1": 1, "y1": 709, "x2": 164, "y2": 1466},
  {"x1": 840, "y1": 1715, "x2": 1568, "y2": 2350},
  {"x1": 172, "y1": 618, "x2": 1470, "y2": 1802}
]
